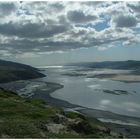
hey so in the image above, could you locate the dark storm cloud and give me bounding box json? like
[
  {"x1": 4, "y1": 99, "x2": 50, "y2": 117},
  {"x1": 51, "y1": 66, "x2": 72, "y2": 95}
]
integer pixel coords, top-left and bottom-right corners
[
  {"x1": 0, "y1": 3, "x2": 16, "y2": 16},
  {"x1": 113, "y1": 15, "x2": 137, "y2": 28},
  {"x1": 0, "y1": 22, "x2": 70, "y2": 38},
  {"x1": 67, "y1": 10, "x2": 97, "y2": 23}
]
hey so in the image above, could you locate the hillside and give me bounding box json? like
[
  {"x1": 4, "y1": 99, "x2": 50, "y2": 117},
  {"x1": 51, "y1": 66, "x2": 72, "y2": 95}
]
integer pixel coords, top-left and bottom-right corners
[
  {"x1": 68, "y1": 60, "x2": 140, "y2": 70},
  {"x1": 0, "y1": 59, "x2": 45, "y2": 83},
  {"x1": 0, "y1": 88, "x2": 123, "y2": 138}
]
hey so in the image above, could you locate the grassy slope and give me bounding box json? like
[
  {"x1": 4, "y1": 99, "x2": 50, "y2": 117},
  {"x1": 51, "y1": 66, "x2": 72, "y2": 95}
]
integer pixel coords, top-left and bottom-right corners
[{"x1": 0, "y1": 89, "x2": 123, "y2": 138}]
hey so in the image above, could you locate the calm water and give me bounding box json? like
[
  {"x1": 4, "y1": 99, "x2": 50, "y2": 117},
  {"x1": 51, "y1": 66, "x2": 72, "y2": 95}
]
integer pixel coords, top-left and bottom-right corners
[{"x1": 41, "y1": 66, "x2": 140, "y2": 118}]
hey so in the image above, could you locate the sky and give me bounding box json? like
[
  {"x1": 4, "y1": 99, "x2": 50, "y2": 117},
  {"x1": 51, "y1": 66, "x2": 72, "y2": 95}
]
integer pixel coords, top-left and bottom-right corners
[{"x1": 0, "y1": 1, "x2": 140, "y2": 66}]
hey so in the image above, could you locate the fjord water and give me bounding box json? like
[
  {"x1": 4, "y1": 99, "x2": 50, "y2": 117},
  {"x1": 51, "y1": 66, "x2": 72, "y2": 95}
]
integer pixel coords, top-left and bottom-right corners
[{"x1": 41, "y1": 66, "x2": 140, "y2": 118}]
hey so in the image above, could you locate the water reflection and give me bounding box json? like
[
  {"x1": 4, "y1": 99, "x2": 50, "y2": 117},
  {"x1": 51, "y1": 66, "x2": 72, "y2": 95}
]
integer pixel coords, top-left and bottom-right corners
[{"x1": 47, "y1": 67, "x2": 140, "y2": 117}]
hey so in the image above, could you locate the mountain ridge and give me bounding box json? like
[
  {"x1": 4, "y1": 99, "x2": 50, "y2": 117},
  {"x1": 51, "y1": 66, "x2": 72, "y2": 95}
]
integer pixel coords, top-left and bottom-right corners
[{"x1": 66, "y1": 60, "x2": 140, "y2": 70}]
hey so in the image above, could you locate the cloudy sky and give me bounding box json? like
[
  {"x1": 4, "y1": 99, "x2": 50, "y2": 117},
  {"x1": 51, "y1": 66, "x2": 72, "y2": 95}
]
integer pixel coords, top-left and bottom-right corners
[{"x1": 0, "y1": 1, "x2": 140, "y2": 66}]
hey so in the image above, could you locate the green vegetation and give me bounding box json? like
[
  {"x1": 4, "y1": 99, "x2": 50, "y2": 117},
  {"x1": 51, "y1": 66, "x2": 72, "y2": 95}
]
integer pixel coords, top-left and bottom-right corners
[{"x1": 0, "y1": 88, "x2": 124, "y2": 138}]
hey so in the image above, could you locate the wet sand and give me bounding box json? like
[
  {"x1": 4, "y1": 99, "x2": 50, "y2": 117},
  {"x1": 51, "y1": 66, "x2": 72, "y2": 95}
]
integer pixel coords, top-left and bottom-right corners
[
  {"x1": 31, "y1": 82, "x2": 80, "y2": 108},
  {"x1": 88, "y1": 73, "x2": 140, "y2": 83},
  {"x1": 111, "y1": 75, "x2": 140, "y2": 83}
]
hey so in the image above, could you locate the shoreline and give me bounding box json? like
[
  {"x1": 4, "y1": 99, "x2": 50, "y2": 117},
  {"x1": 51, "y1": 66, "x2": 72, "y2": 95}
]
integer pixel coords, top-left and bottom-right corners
[
  {"x1": 31, "y1": 82, "x2": 80, "y2": 108},
  {"x1": 31, "y1": 82, "x2": 140, "y2": 126},
  {"x1": 1, "y1": 78, "x2": 140, "y2": 124},
  {"x1": 50, "y1": 88, "x2": 140, "y2": 138},
  {"x1": 1, "y1": 78, "x2": 140, "y2": 138},
  {"x1": 30, "y1": 81, "x2": 140, "y2": 138}
]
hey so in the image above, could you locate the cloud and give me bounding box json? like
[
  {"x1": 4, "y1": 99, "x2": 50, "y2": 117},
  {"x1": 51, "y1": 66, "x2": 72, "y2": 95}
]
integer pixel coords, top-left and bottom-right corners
[
  {"x1": 97, "y1": 45, "x2": 114, "y2": 51},
  {"x1": 81, "y1": 1, "x2": 104, "y2": 7},
  {"x1": 113, "y1": 15, "x2": 137, "y2": 28},
  {"x1": 48, "y1": 2, "x2": 64, "y2": 12},
  {"x1": 0, "y1": 2, "x2": 17, "y2": 17},
  {"x1": 0, "y1": 22, "x2": 70, "y2": 38},
  {"x1": 67, "y1": 10, "x2": 97, "y2": 23},
  {"x1": 127, "y1": 2, "x2": 140, "y2": 13},
  {"x1": 0, "y1": 50, "x2": 12, "y2": 57},
  {"x1": 0, "y1": 33, "x2": 129, "y2": 56},
  {"x1": 100, "y1": 99, "x2": 111, "y2": 105},
  {"x1": 0, "y1": 1, "x2": 139, "y2": 60}
]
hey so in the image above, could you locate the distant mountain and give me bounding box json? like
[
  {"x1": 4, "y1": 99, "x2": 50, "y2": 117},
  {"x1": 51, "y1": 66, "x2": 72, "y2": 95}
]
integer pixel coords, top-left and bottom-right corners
[
  {"x1": 0, "y1": 59, "x2": 45, "y2": 83},
  {"x1": 67, "y1": 60, "x2": 140, "y2": 70}
]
